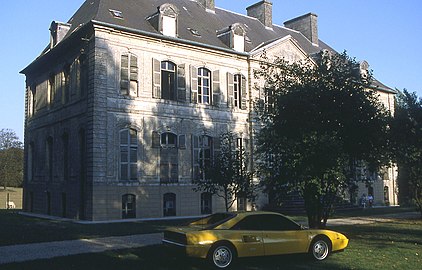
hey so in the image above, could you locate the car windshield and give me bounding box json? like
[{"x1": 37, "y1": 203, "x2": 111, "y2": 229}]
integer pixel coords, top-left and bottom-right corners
[{"x1": 189, "y1": 213, "x2": 236, "y2": 229}]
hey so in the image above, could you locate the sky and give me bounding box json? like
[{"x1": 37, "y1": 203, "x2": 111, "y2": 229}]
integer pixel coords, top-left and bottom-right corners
[{"x1": 1, "y1": 0, "x2": 421, "y2": 142}]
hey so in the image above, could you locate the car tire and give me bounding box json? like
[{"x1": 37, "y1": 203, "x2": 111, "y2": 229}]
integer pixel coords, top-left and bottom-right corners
[
  {"x1": 208, "y1": 243, "x2": 236, "y2": 269},
  {"x1": 309, "y1": 237, "x2": 331, "y2": 261}
]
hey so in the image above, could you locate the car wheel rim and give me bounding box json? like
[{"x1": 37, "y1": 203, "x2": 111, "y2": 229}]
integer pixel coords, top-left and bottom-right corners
[
  {"x1": 213, "y1": 246, "x2": 232, "y2": 268},
  {"x1": 313, "y1": 240, "x2": 329, "y2": 260}
]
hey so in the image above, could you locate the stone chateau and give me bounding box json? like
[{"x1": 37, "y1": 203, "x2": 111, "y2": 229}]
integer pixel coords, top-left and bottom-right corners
[{"x1": 21, "y1": 0, "x2": 397, "y2": 221}]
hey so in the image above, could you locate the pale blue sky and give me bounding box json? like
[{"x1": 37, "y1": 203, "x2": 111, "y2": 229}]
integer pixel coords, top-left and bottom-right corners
[{"x1": 2, "y1": 0, "x2": 421, "y2": 141}]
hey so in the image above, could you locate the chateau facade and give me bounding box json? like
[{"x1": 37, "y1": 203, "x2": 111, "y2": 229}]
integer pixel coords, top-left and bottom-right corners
[{"x1": 22, "y1": 0, "x2": 397, "y2": 221}]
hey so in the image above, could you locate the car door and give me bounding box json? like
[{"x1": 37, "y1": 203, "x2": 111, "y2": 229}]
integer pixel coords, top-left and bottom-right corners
[
  {"x1": 261, "y1": 214, "x2": 309, "y2": 256},
  {"x1": 230, "y1": 215, "x2": 265, "y2": 257}
]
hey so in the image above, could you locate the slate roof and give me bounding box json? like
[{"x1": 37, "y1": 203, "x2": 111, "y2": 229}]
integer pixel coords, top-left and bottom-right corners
[
  {"x1": 25, "y1": 0, "x2": 395, "y2": 93},
  {"x1": 60, "y1": 0, "x2": 327, "y2": 56}
]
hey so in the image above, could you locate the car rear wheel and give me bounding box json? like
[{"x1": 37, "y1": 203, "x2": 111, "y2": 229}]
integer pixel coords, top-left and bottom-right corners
[
  {"x1": 209, "y1": 244, "x2": 235, "y2": 268},
  {"x1": 310, "y1": 238, "x2": 331, "y2": 261}
]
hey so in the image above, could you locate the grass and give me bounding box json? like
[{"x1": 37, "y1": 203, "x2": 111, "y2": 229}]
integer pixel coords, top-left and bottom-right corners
[
  {"x1": 1, "y1": 218, "x2": 421, "y2": 270},
  {"x1": 0, "y1": 207, "x2": 420, "y2": 269}
]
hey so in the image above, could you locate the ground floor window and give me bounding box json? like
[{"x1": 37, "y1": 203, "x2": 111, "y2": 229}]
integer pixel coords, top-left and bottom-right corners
[
  {"x1": 163, "y1": 193, "x2": 176, "y2": 216},
  {"x1": 237, "y1": 196, "x2": 246, "y2": 211},
  {"x1": 122, "y1": 194, "x2": 136, "y2": 219},
  {"x1": 201, "y1": 192, "x2": 212, "y2": 214}
]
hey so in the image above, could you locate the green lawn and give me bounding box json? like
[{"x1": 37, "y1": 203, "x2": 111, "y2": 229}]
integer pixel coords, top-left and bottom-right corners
[{"x1": 1, "y1": 212, "x2": 421, "y2": 270}]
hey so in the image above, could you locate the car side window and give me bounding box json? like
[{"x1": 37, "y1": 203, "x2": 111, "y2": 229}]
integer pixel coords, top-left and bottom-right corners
[
  {"x1": 231, "y1": 215, "x2": 263, "y2": 230},
  {"x1": 260, "y1": 214, "x2": 301, "y2": 231}
]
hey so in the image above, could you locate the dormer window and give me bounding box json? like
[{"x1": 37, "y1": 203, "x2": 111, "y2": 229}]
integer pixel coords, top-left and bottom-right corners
[
  {"x1": 148, "y1": 4, "x2": 179, "y2": 38},
  {"x1": 217, "y1": 23, "x2": 246, "y2": 52}
]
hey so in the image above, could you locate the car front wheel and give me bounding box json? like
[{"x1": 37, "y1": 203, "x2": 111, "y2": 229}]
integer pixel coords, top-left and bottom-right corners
[
  {"x1": 209, "y1": 244, "x2": 235, "y2": 268},
  {"x1": 310, "y1": 238, "x2": 331, "y2": 261}
]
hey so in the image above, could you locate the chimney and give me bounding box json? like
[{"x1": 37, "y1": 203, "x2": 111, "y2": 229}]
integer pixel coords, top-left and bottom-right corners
[
  {"x1": 247, "y1": 0, "x2": 273, "y2": 29},
  {"x1": 197, "y1": 0, "x2": 215, "y2": 12},
  {"x1": 284, "y1": 13, "x2": 318, "y2": 46},
  {"x1": 49, "y1": 21, "x2": 71, "y2": 48}
]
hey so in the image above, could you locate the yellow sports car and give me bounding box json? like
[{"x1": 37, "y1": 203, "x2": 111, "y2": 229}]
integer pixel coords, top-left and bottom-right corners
[{"x1": 163, "y1": 211, "x2": 348, "y2": 268}]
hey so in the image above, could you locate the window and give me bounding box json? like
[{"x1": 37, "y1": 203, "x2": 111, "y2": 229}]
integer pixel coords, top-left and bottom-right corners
[
  {"x1": 259, "y1": 214, "x2": 301, "y2": 231},
  {"x1": 227, "y1": 73, "x2": 246, "y2": 109},
  {"x1": 233, "y1": 32, "x2": 245, "y2": 52},
  {"x1": 234, "y1": 74, "x2": 242, "y2": 109},
  {"x1": 161, "y1": 61, "x2": 177, "y2": 100},
  {"x1": 162, "y1": 15, "x2": 176, "y2": 37},
  {"x1": 122, "y1": 194, "x2": 136, "y2": 219},
  {"x1": 193, "y1": 135, "x2": 213, "y2": 181},
  {"x1": 46, "y1": 137, "x2": 53, "y2": 182},
  {"x1": 163, "y1": 193, "x2": 176, "y2": 216},
  {"x1": 120, "y1": 54, "x2": 138, "y2": 97},
  {"x1": 231, "y1": 215, "x2": 262, "y2": 230},
  {"x1": 160, "y1": 133, "x2": 178, "y2": 183},
  {"x1": 28, "y1": 142, "x2": 35, "y2": 182},
  {"x1": 237, "y1": 196, "x2": 246, "y2": 211},
  {"x1": 197, "y1": 68, "x2": 211, "y2": 104},
  {"x1": 153, "y1": 60, "x2": 186, "y2": 102},
  {"x1": 120, "y1": 129, "x2": 138, "y2": 181},
  {"x1": 147, "y1": 4, "x2": 178, "y2": 37},
  {"x1": 201, "y1": 192, "x2": 212, "y2": 214},
  {"x1": 62, "y1": 65, "x2": 70, "y2": 105},
  {"x1": 62, "y1": 133, "x2": 69, "y2": 182},
  {"x1": 48, "y1": 74, "x2": 56, "y2": 106},
  {"x1": 79, "y1": 128, "x2": 86, "y2": 220}
]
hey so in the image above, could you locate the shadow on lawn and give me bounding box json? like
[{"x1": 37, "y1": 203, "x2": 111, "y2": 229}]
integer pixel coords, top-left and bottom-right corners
[{"x1": 1, "y1": 245, "x2": 349, "y2": 270}]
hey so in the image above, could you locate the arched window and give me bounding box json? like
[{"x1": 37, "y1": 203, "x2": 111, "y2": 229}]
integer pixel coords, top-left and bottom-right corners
[
  {"x1": 120, "y1": 129, "x2": 138, "y2": 181},
  {"x1": 160, "y1": 132, "x2": 178, "y2": 183},
  {"x1": 193, "y1": 135, "x2": 213, "y2": 181},
  {"x1": 161, "y1": 61, "x2": 177, "y2": 101},
  {"x1": 122, "y1": 194, "x2": 136, "y2": 219},
  {"x1": 198, "y1": 68, "x2": 211, "y2": 104},
  {"x1": 201, "y1": 192, "x2": 212, "y2": 214},
  {"x1": 163, "y1": 193, "x2": 176, "y2": 216}
]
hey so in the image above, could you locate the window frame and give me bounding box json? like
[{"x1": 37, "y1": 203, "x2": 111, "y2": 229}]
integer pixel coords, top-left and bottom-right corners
[
  {"x1": 161, "y1": 61, "x2": 177, "y2": 101},
  {"x1": 119, "y1": 128, "x2": 138, "y2": 181},
  {"x1": 197, "y1": 68, "x2": 211, "y2": 105}
]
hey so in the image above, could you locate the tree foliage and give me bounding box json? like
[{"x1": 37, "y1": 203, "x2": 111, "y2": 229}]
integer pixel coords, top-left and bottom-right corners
[
  {"x1": 0, "y1": 129, "x2": 24, "y2": 189},
  {"x1": 255, "y1": 51, "x2": 391, "y2": 228},
  {"x1": 194, "y1": 132, "x2": 256, "y2": 212},
  {"x1": 390, "y1": 90, "x2": 422, "y2": 218}
]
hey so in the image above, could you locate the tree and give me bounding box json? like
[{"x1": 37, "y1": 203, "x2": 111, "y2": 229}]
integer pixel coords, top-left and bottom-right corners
[
  {"x1": 194, "y1": 132, "x2": 256, "y2": 212},
  {"x1": 390, "y1": 90, "x2": 422, "y2": 218},
  {"x1": 0, "y1": 129, "x2": 24, "y2": 189},
  {"x1": 255, "y1": 51, "x2": 391, "y2": 228}
]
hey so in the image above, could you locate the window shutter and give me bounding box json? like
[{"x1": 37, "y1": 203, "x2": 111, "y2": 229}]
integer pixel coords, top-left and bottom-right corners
[
  {"x1": 241, "y1": 75, "x2": 247, "y2": 110},
  {"x1": 177, "y1": 63, "x2": 186, "y2": 102},
  {"x1": 152, "y1": 58, "x2": 161, "y2": 99},
  {"x1": 130, "y1": 54, "x2": 138, "y2": 97},
  {"x1": 191, "y1": 66, "x2": 198, "y2": 103},
  {"x1": 152, "y1": 131, "x2": 160, "y2": 148},
  {"x1": 212, "y1": 70, "x2": 220, "y2": 107},
  {"x1": 178, "y1": 134, "x2": 186, "y2": 149},
  {"x1": 120, "y1": 54, "x2": 129, "y2": 95},
  {"x1": 227, "y1": 72, "x2": 234, "y2": 108}
]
